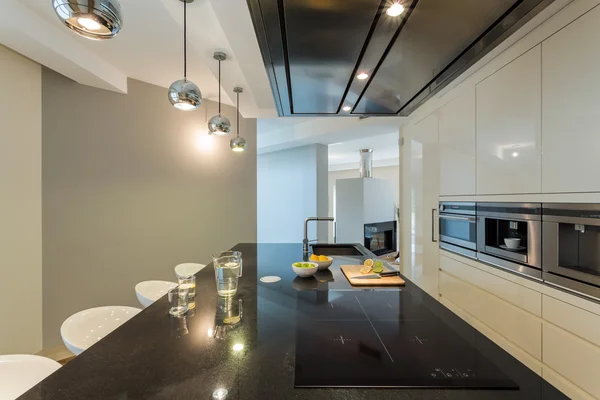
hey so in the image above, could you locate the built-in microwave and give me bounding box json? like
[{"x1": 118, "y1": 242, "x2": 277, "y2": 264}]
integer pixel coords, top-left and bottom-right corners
[
  {"x1": 477, "y1": 203, "x2": 542, "y2": 280},
  {"x1": 438, "y1": 202, "x2": 477, "y2": 259},
  {"x1": 543, "y1": 204, "x2": 600, "y2": 300}
]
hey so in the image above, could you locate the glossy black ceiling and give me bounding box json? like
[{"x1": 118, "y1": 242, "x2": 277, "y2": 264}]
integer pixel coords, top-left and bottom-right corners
[{"x1": 247, "y1": 0, "x2": 554, "y2": 117}]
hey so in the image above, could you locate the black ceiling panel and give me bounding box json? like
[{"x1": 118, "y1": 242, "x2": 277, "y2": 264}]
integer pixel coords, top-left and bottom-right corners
[{"x1": 247, "y1": 0, "x2": 555, "y2": 117}]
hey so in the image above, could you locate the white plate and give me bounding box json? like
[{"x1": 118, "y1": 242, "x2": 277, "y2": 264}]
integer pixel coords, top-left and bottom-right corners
[{"x1": 500, "y1": 244, "x2": 526, "y2": 252}]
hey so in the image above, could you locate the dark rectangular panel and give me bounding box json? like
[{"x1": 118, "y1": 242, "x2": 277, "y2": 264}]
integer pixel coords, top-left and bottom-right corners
[
  {"x1": 283, "y1": 0, "x2": 381, "y2": 114},
  {"x1": 355, "y1": 0, "x2": 517, "y2": 114}
]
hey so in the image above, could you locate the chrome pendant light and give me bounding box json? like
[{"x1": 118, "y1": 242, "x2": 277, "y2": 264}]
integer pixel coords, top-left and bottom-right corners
[
  {"x1": 230, "y1": 87, "x2": 247, "y2": 153},
  {"x1": 168, "y1": 0, "x2": 202, "y2": 111},
  {"x1": 53, "y1": 0, "x2": 123, "y2": 40},
  {"x1": 208, "y1": 52, "x2": 232, "y2": 135}
]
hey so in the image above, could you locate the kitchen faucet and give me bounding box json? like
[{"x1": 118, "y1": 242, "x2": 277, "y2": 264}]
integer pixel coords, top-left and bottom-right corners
[{"x1": 303, "y1": 217, "x2": 335, "y2": 255}]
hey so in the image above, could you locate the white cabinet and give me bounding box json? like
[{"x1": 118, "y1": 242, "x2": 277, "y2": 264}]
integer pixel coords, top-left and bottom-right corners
[
  {"x1": 400, "y1": 114, "x2": 439, "y2": 298},
  {"x1": 542, "y1": 5, "x2": 600, "y2": 193},
  {"x1": 440, "y1": 255, "x2": 541, "y2": 316},
  {"x1": 476, "y1": 45, "x2": 542, "y2": 194},
  {"x1": 543, "y1": 322, "x2": 600, "y2": 399},
  {"x1": 439, "y1": 271, "x2": 542, "y2": 360},
  {"x1": 438, "y1": 89, "x2": 476, "y2": 195}
]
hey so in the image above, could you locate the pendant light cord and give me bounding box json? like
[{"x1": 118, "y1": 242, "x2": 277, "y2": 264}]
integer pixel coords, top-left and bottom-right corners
[
  {"x1": 218, "y1": 60, "x2": 222, "y2": 114},
  {"x1": 183, "y1": 1, "x2": 187, "y2": 80},
  {"x1": 236, "y1": 91, "x2": 240, "y2": 138}
]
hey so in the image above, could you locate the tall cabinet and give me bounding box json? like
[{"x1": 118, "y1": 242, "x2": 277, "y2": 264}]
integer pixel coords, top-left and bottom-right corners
[
  {"x1": 438, "y1": 89, "x2": 476, "y2": 196},
  {"x1": 476, "y1": 46, "x2": 542, "y2": 195},
  {"x1": 401, "y1": 114, "x2": 439, "y2": 298},
  {"x1": 542, "y1": 5, "x2": 600, "y2": 193}
]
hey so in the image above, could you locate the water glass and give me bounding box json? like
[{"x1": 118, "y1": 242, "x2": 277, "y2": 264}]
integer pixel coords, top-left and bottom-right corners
[
  {"x1": 178, "y1": 275, "x2": 196, "y2": 299},
  {"x1": 167, "y1": 287, "x2": 189, "y2": 317},
  {"x1": 212, "y1": 251, "x2": 243, "y2": 297}
]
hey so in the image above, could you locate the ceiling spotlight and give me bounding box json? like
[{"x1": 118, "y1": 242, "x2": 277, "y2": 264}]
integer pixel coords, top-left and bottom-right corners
[
  {"x1": 53, "y1": 0, "x2": 123, "y2": 40},
  {"x1": 208, "y1": 52, "x2": 232, "y2": 135},
  {"x1": 230, "y1": 87, "x2": 247, "y2": 153},
  {"x1": 168, "y1": 0, "x2": 202, "y2": 111},
  {"x1": 512, "y1": 152, "x2": 519, "y2": 158},
  {"x1": 386, "y1": 2, "x2": 405, "y2": 17},
  {"x1": 342, "y1": 106, "x2": 352, "y2": 112},
  {"x1": 357, "y1": 72, "x2": 369, "y2": 80},
  {"x1": 232, "y1": 343, "x2": 244, "y2": 352}
]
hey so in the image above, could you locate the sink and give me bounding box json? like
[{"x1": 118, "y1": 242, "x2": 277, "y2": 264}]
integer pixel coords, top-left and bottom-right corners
[{"x1": 310, "y1": 244, "x2": 368, "y2": 257}]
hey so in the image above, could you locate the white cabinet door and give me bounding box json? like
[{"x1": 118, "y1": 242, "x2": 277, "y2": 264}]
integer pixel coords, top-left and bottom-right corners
[
  {"x1": 476, "y1": 46, "x2": 542, "y2": 194},
  {"x1": 438, "y1": 89, "x2": 476, "y2": 195},
  {"x1": 400, "y1": 114, "x2": 439, "y2": 298},
  {"x1": 542, "y1": 6, "x2": 600, "y2": 193}
]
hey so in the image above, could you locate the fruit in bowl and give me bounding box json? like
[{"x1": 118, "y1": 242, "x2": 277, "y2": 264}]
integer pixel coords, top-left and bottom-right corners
[
  {"x1": 292, "y1": 262, "x2": 319, "y2": 278},
  {"x1": 309, "y1": 254, "x2": 334, "y2": 270}
]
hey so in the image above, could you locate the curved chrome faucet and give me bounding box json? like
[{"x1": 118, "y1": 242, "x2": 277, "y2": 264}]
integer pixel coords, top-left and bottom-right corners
[{"x1": 303, "y1": 217, "x2": 335, "y2": 255}]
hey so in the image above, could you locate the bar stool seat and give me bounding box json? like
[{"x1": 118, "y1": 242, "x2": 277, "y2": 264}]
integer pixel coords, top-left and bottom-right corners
[
  {"x1": 60, "y1": 306, "x2": 141, "y2": 355},
  {"x1": 175, "y1": 263, "x2": 206, "y2": 279},
  {"x1": 135, "y1": 280, "x2": 177, "y2": 308},
  {"x1": 0, "y1": 354, "x2": 61, "y2": 399}
]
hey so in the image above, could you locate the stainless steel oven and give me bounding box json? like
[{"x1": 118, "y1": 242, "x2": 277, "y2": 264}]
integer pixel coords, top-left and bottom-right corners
[
  {"x1": 438, "y1": 202, "x2": 477, "y2": 259},
  {"x1": 543, "y1": 204, "x2": 600, "y2": 300},
  {"x1": 477, "y1": 203, "x2": 542, "y2": 280}
]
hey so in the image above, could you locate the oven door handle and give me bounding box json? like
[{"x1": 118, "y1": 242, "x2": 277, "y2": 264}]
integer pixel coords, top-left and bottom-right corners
[
  {"x1": 439, "y1": 214, "x2": 477, "y2": 223},
  {"x1": 432, "y1": 209, "x2": 437, "y2": 243}
]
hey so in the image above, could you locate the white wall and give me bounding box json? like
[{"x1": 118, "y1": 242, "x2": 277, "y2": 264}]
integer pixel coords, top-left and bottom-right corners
[
  {"x1": 257, "y1": 144, "x2": 329, "y2": 243},
  {"x1": 42, "y1": 70, "x2": 258, "y2": 347},
  {"x1": 328, "y1": 166, "x2": 399, "y2": 243},
  {"x1": 0, "y1": 45, "x2": 42, "y2": 354}
]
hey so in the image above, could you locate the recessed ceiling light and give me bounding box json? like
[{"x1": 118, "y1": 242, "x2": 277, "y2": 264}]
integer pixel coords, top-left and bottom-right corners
[
  {"x1": 512, "y1": 152, "x2": 519, "y2": 158},
  {"x1": 342, "y1": 106, "x2": 352, "y2": 112},
  {"x1": 386, "y1": 2, "x2": 405, "y2": 17},
  {"x1": 357, "y1": 72, "x2": 369, "y2": 80}
]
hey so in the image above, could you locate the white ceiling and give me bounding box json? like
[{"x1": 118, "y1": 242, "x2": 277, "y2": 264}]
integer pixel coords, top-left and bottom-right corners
[
  {"x1": 328, "y1": 132, "x2": 399, "y2": 171},
  {"x1": 1, "y1": 0, "x2": 277, "y2": 118},
  {"x1": 257, "y1": 115, "x2": 404, "y2": 154}
]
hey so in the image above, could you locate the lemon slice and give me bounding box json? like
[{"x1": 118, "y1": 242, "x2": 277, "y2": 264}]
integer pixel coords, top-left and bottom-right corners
[
  {"x1": 360, "y1": 265, "x2": 373, "y2": 274},
  {"x1": 363, "y1": 259, "x2": 374, "y2": 267}
]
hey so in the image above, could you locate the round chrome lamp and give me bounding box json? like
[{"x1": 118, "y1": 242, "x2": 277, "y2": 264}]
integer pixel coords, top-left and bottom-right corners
[
  {"x1": 230, "y1": 136, "x2": 247, "y2": 153},
  {"x1": 208, "y1": 52, "x2": 231, "y2": 135},
  {"x1": 53, "y1": 0, "x2": 123, "y2": 40},
  {"x1": 168, "y1": 79, "x2": 202, "y2": 111},
  {"x1": 168, "y1": 0, "x2": 202, "y2": 111},
  {"x1": 230, "y1": 87, "x2": 247, "y2": 152}
]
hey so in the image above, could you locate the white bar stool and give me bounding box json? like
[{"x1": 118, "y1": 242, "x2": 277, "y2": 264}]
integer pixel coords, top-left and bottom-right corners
[
  {"x1": 0, "y1": 355, "x2": 61, "y2": 399},
  {"x1": 135, "y1": 280, "x2": 177, "y2": 308},
  {"x1": 60, "y1": 306, "x2": 141, "y2": 355},
  {"x1": 174, "y1": 263, "x2": 206, "y2": 279}
]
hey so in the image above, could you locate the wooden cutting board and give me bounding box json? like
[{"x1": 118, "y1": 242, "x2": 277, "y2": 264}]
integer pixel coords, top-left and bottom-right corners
[{"x1": 341, "y1": 265, "x2": 405, "y2": 286}]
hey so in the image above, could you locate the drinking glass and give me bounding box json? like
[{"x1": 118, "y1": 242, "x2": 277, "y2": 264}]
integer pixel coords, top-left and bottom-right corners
[
  {"x1": 167, "y1": 287, "x2": 189, "y2": 317},
  {"x1": 178, "y1": 275, "x2": 196, "y2": 299},
  {"x1": 212, "y1": 251, "x2": 243, "y2": 297}
]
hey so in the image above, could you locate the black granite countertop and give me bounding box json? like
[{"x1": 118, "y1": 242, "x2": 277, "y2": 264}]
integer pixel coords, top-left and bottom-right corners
[{"x1": 20, "y1": 243, "x2": 567, "y2": 399}]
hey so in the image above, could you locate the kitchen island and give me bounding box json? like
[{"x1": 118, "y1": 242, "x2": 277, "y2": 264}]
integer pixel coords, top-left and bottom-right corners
[{"x1": 20, "y1": 243, "x2": 566, "y2": 399}]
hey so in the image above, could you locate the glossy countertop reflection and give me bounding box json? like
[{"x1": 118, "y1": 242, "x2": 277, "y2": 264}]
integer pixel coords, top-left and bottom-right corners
[{"x1": 20, "y1": 244, "x2": 566, "y2": 399}]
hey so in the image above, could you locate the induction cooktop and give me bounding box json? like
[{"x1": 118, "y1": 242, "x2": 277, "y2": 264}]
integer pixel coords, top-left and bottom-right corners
[{"x1": 294, "y1": 290, "x2": 518, "y2": 389}]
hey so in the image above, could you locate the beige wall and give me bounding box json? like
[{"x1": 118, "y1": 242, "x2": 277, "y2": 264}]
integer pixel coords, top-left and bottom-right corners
[
  {"x1": 0, "y1": 45, "x2": 42, "y2": 354},
  {"x1": 328, "y1": 165, "x2": 399, "y2": 244},
  {"x1": 42, "y1": 69, "x2": 257, "y2": 347}
]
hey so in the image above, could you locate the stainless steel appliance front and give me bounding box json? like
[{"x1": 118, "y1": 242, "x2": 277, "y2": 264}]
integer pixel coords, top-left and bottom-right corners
[
  {"x1": 439, "y1": 202, "x2": 477, "y2": 259},
  {"x1": 543, "y1": 203, "x2": 600, "y2": 300},
  {"x1": 477, "y1": 203, "x2": 542, "y2": 280}
]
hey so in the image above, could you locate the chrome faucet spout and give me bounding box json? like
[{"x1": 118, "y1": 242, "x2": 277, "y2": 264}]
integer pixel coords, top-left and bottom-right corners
[{"x1": 303, "y1": 217, "x2": 335, "y2": 255}]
